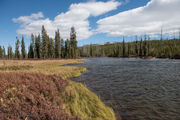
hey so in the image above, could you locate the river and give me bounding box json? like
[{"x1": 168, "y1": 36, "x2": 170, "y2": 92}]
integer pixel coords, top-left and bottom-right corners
[{"x1": 71, "y1": 58, "x2": 180, "y2": 120}]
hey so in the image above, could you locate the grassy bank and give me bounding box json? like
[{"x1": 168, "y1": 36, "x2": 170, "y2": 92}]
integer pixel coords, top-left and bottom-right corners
[{"x1": 0, "y1": 59, "x2": 116, "y2": 120}]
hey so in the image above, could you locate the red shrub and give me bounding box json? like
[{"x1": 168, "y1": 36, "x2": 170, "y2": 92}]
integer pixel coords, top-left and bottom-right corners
[{"x1": 0, "y1": 72, "x2": 80, "y2": 120}]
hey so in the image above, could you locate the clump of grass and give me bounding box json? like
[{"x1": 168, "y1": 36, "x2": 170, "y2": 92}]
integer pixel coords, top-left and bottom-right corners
[{"x1": 61, "y1": 81, "x2": 116, "y2": 120}]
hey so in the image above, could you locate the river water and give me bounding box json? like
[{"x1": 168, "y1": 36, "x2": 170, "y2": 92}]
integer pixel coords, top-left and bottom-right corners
[{"x1": 71, "y1": 58, "x2": 180, "y2": 120}]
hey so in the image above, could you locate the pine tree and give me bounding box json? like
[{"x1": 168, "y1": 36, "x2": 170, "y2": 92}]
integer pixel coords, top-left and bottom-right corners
[
  {"x1": 139, "y1": 37, "x2": 143, "y2": 57},
  {"x1": 147, "y1": 36, "x2": 151, "y2": 56},
  {"x1": 21, "y1": 36, "x2": 26, "y2": 59},
  {"x1": 127, "y1": 43, "x2": 130, "y2": 57},
  {"x1": 60, "y1": 38, "x2": 65, "y2": 58},
  {"x1": 65, "y1": 39, "x2": 70, "y2": 58},
  {"x1": 117, "y1": 45, "x2": 121, "y2": 57},
  {"x1": 135, "y1": 36, "x2": 138, "y2": 56},
  {"x1": 48, "y1": 38, "x2": 54, "y2": 58},
  {"x1": 35, "y1": 34, "x2": 41, "y2": 58},
  {"x1": 143, "y1": 35, "x2": 147, "y2": 56},
  {"x1": 55, "y1": 29, "x2": 61, "y2": 58},
  {"x1": 0, "y1": 46, "x2": 2, "y2": 58},
  {"x1": 41, "y1": 25, "x2": 49, "y2": 58},
  {"x1": 90, "y1": 44, "x2": 93, "y2": 57},
  {"x1": 122, "y1": 37, "x2": 126, "y2": 57},
  {"x1": 15, "y1": 37, "x2": 20, "y2": 59},
  {"x1": 28, "y1": 34, "x2": 35, "y2": 58},
  {"x1": 2, "y1": 46, "x2": 6, "y2": 58},
  {"x1": 70, "y1": 27, "x2": 78, "y2": 58},
  {"x1": 8, "y1": 45, "x2": 13, "y2": 59}
]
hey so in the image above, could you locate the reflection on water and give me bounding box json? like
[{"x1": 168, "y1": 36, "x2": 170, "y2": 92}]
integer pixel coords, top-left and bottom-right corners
[{"x1": 71, "y1": 58, "x2": 180, "y2": 120}]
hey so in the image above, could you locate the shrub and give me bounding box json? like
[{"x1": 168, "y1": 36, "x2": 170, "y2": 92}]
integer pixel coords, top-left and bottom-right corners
[{"x1": 0, "y1": 72, "x2": 81, "y2": 120}]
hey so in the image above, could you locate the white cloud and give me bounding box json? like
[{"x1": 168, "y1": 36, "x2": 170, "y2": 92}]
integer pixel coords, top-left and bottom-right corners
[
  {"x1": 13, "y1": 12, "x2": 44, "y2": 26},
  {"x1": 13, "y1": 0, "x2": 120, "y2": 40},
  {"x1": 97, "y1": 0, "x2": 180, "y2": 37}
]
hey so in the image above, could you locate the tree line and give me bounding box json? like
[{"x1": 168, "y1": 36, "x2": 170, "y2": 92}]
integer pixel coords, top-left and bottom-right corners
[
  {"x1": 0, "y1": 26, "x2": 78, "y2": 59},
  {"x1": 79, "y1": 35, "x2": 180, "y2": 59}
]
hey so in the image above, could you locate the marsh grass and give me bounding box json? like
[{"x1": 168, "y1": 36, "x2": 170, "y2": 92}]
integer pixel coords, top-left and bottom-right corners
[
  {"x1": 0, "y1": 59, "x2": 85, "y2": 78},
  {"x1": 61, "y1": 81, "x2": 116, "y2": 120}
]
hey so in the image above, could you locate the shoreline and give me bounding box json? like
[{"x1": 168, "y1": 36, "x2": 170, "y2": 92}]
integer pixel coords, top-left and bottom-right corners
[
  {"x1": 80, "y1": 56, "x2": 180, "y2": 59},
  {"x1": 64, "y1": 59, "x2": 117, "y2": 120}
]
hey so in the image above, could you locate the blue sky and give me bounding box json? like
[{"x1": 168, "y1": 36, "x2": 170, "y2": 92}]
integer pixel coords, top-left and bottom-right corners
[{"x1": 0, "y1": 0, "x2": 180, "y2": 50}]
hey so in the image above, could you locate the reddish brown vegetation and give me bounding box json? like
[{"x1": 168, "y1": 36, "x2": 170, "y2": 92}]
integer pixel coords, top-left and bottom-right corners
[{"x1": 0, "y1": 72, "x2": 81, "y2": 120}]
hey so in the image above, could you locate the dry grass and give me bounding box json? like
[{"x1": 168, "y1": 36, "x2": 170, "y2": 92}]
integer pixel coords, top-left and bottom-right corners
[{"x1": 0, "y1": 59, "x2": 86, "y2": 78}]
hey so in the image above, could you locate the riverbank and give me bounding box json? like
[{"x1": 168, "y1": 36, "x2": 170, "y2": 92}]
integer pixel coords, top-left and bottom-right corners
[
  {"x1": 80, "y1": 55, "x2": 180, "y2": 59},
  {"x1": 0, "y1": 59, "x2": 116, "y2": 120}
]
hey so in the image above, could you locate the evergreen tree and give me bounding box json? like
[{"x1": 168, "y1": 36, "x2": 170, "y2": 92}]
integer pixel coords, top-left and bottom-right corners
[
  {"x1": 143, "y1": 35, "x2": 147, "y2": 56},
  {"x1": 48, "y1": 38, "x2": 54, "y2": 58},
  {"x1": 21, "y1": 36, "x2": 26, "y2": 59},
  {"x1": 35, "y1": 34, "x2": 41, "y2": 58},
  {"x1": 135, "y1": 36, "x2": 138, "y2": 56},
  {"x1": 8, "y1": 45, "x2": 13, "y2": 59},
  {"x1": 55, "y1": 29, "x2": 61, "y2": 58},
  {"x1": 0, "y1": 46, "x2": 2, "y2": 58},
  {"x1": 41, "y1": 25, "x2": 49, "y2": 58},
  {"x1": 147, "y1": 36, "x2": 151, "y2": 56},
  {"x1": 70, "y1": 27, "x2": 78, "y2": 58},
  {"x1": 90, "y1": 44, "x2": 93, "y2": 57},
  {"x1": 139, "y1": 37, "x2": 143, "y2": 57},
  {"x1": 2, "y1": 46, "x2": 6, "y2": 58},
  {"x1": 127, "y1": 43, "x2": 130, "y2": 57},
  {"x1": 65, "y1": 39, "x2": 70, "y2": 58},
  {"x1": 122, "y1": 37, "x2": 126, "y2": 57},
  {"x1": 28, "y1": 34, "x2": 35, "y2": 58},
  {"x1": 61, "y1": 39, "x2": 65, "y2": 58},
  {"x1": 15, "y1": 37, "x2": 20, "y2": 59}
]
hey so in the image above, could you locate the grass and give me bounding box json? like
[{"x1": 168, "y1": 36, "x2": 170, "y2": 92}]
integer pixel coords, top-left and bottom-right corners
[
  {"x1": 61, "y1": 81, "x2": 116, "y2": 120},
  {"x1": 0, "y1": 59, "x2": 116, "y2": 120},
  {"x1": 0, "y1": 59, "x2": 86, "y2": 78}
]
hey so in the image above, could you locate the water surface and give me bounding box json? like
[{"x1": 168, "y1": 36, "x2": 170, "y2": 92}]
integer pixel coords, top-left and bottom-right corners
[{"x1": 71, "y1": 58, "x2": 180, "y2": 120}]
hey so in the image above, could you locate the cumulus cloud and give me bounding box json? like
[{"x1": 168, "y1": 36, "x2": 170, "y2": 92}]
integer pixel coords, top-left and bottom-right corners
[
  {"x1": 13, "y1": 0, "x2": 120, "y2": 40},
  {"x1": 97, "y1": 0, "x2": 180, "y2": 37},
  {"x1": 13, "y1": 12, "x2": 44, "y2": 26}
]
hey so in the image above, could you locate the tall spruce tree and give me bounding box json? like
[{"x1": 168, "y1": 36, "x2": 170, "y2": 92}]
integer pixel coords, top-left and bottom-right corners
[
  {"x1": 15, "y1": 37, "x2": 20, "y2": 59},
  {"x1": 35, "y1": 34, "x2": 41, "y2": 58},
  {"x1": 48, "y1": 38, "x2": 54, "y2": 58},
  {"x1": 139, "y1": 37, "x2": 143, "y2": 57},
  {"x1": 127, "y1": 43, "x2": 130, "y2": 57},
  {"x1": 55, "y1": 29, "x2": 61, "y2": 58},
  {"x1": 2, "y1": 46, "x2": 6, "y2": 58},
  {"x1": 90, "y1": 44, "x2": 93, "y2": 57},
  {"x1": 135, "y1": 36, "x2": 138, "y2": 56},
  {"x1": 147, "y1": 36, "x2": 151, "y2": 56},
  {"x1": 122, "y1": 37, "x2": 126, "y2": 57},
  {"x1": 70, "y1": 27, "x2": 78, "y2": 58},
  {"x1": 0, "y1": 46, "x2": 2, "y2": 58},
  {"x1": 21, "y1": 36, "x2": 26, "y2": 59},
  {"x1": 8, "y1": 45, "x2": 13, "y2": 59},
  {"x1": 65, "y1": 39, "x2": 70, "y2": 58},
  {"x1": 28, "y1": 34, "x2": 35, "y2": 58},
  {"x1": 41, "y1": 25, "x2": 49, "y2": 58},
  {"x1": 60, "y1": 38, "x2": 65, "y2": 58}
]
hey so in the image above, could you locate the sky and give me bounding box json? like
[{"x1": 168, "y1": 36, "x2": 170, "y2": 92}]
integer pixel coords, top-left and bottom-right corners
[{"x1": 0, "y1": 0, "x2": 180, "y2": 50}]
